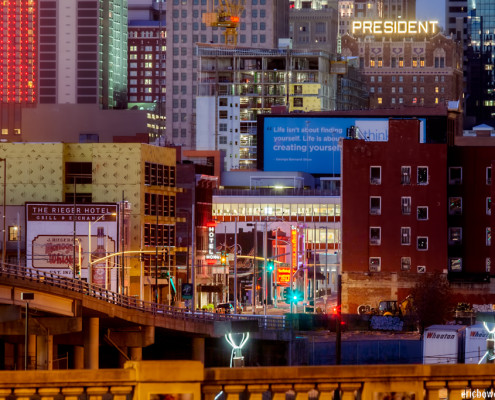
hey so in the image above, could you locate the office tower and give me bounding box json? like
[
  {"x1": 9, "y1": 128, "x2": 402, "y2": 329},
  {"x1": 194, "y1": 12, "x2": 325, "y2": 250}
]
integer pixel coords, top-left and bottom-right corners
[
  {"x1": 36, "y1": 0, "x2": 128, "y2": 108},
  {"x1": 446, "y1": 0, "x2": 468, "y2": 41},
  {"x1": 165, "y1": 0, "x2": 289, "y2": 149},
  {"x1": 466, "y1": 0, "x2": 495, "y2": 124}
]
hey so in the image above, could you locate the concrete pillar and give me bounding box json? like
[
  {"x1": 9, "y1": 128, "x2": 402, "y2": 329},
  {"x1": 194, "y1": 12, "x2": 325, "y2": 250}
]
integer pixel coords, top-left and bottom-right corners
[
  {"x1": 84, "y1": 317, "x2": 99, "y2": 370},
  {"x1": 192, "y1": 337, "x2": 205, "y2": 364},
  {"x1": 0, "y1": 389, "x2": 12, "y2": 400},
  {"x1": 203, "y1": 386, "x2": 223, "y2": 400},
  {"x1": 37, "y1": 335, "x2": 53, "y2": 370},
  {"x1": 447, "y1": 381, "x2": 470, "y2": 400},
  {"x1": 223, "y1": 385, "x2": 245, "y2": 400},
  {"x1": 14, "y1": 389, "x2": 36, "y2": 400},
  {"x1": 340, "y1": 383, "x2": 362, "y2": 400},
  {"x1": 246, "y1": 385, "x2": 269, "y2": 400},
  {"x1": 425, "y1": 381, "x2": 446, "y2": 400},
  {"x1": 294, "y1": 385, "x2": 315, "y2": 400},
  {"x1": 271, "y1": 385, "x2": 293, "y2": 400},
  {"x1": 62, "y1": 388, "x2": 85, "y2": 400},
  {"x1": 74, "y1": 346, "x2": 84, "y2": 369},
  {"x1": 28, "y1": 334, "x2": 36, "y2": 370},
  {"x1": 38, "y1": 388, "x2": 61, "y2": 400},
  {"x1": 110, "y1": 386, "x2": 134, "y2": 400},
  {"x1": 129, "y1": 347, "x2": 142, "y2": 361},
  {"x1": 87, "y1": 387, "x2": 109, "y2": 400}
]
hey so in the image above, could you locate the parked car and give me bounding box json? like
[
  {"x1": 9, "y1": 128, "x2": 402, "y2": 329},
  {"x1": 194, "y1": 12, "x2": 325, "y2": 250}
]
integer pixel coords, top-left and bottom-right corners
[{"x1": 215, "y1": 302, "x2": 243, "y2": 314}]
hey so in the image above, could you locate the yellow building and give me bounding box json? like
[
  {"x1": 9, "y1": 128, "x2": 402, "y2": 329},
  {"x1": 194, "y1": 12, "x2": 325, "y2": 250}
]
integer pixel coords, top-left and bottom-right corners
[{"x1": 0, "y1": 142, "x2": 181, "y2": 302}]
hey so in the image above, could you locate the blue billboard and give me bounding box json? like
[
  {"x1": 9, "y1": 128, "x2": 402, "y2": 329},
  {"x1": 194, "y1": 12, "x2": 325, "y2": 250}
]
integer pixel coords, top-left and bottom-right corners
[{"x1": 262, "y1": 117, "x2": 425, "y2": 174}]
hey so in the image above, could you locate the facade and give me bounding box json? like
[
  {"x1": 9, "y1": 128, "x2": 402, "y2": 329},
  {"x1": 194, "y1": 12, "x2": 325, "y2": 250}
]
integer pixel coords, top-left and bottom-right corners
[
  {"x1": 165, "y1": 0, "x2": 289, "y2": 149},
  {"x1": 341, "y1": 33, "x2": 464, "y2": 109},
  {"x1": 465, "y1": 0, "x2": 495, "y2": 124},
  {"x1": 213, "y1": 171, "x2": 341, "y2": 306},
  {"x1": 0, "y1": 0, "x2": 129, "y2": 140},
  {"x1": 197, "y1": 45, "x2": 366, "y2": 171},
  {"x1": 0, "y1": 143, "x2": 180, "y2": 303},
  {"x1": 341, "y1": 118, "x2": 448, "y2": 313},
  {"x1": 289, "y1": 7, "x2": 338, "y2": 54},
  {"x1": 127, "y1": 21, "x2": 166, "y2": 140}
]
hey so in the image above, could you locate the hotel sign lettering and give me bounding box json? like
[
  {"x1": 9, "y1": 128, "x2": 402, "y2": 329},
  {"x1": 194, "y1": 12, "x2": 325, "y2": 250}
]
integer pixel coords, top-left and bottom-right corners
[{"x1": 352, "y1": 20, "x2": 439, "y2": 35}]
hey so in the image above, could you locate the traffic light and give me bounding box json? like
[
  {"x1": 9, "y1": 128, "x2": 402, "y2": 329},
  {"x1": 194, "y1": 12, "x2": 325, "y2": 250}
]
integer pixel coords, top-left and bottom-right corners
[
  {"x1": 75, "y1": 264, "x2": 81, "y2": 277},
  {"x1": 267, "y1": 259, "x2": 274, "y2": 272},
  {"x1": 284, "y1": 288, "x2": 303, "y2": 304},
  {"x1": 220, "y1": 251, "x2": 227, "y2": 266}
]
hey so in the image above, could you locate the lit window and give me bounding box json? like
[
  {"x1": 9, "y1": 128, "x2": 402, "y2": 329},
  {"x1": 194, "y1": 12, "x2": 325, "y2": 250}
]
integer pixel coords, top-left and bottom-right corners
[
  {"x1": 401, "y1": 197, "x2": 411, "y2": 215},
  {"x1": 370, "y1": 197, "x2": 381, "y2": 215},
  {"x1": 8, "y1": 226, "x2": 18, "y2": 241},
  {"x1": 489, "y1": 197, "x2": 493, "y2": 216},
  {"x1": 401, "y1": 166, "x2": 411, "y2": 184},
  {"x1": 449, "y1": 258, "x2": 462, "y2": 272},
  {"x1": 401, "y1": 257, "x2": 411, "y2": 271},
  {"x1": 377, "y1": 98, "x2": 382, "y2": 104},
  {"x1": 448, "y1": 227, "x2": 462, "y2": 245},
  {"x1": 487, "y1": 227, "x2": 492, "y2": 246}
]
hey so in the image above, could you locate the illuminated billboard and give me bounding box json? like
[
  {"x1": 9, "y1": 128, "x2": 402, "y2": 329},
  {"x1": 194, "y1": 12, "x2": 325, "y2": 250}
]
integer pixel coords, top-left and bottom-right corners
[
  {"x1": 352, "y1": 20, "x2": 439, "y2": 36},
  {"x1": 262, "y1": 116, "x2": 428, "y2": 174},
  {"x1": 26, "y1": 203, "x2": 118, "y2": 290}
]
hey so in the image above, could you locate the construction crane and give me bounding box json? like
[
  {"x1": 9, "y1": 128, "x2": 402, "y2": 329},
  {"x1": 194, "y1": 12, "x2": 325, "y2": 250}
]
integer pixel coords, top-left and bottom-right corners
[{"x1": 202, "y1": 0, "x2": 245, "y2": 46}]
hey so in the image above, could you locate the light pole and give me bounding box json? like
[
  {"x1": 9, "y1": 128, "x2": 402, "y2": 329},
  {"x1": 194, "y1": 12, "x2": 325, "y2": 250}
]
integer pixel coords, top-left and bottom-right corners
[{"x1": 88, "y1": 212, "x2": 116, "y2": 284}]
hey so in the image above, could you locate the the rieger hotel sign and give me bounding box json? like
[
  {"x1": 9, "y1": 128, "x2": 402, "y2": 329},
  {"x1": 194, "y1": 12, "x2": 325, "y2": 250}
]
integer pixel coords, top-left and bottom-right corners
[
  {"x1": 352, "y1": 20, "x2": 439, "y2": 35},
  {"x1": 26, "y1": 203, "x2": 118, "y2": 286}
]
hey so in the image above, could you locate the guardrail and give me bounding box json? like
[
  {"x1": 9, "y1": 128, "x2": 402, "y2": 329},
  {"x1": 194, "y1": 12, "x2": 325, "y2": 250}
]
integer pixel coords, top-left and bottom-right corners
[{"x1": 0, "y1": 263, "x2": 286, "y2": 331}]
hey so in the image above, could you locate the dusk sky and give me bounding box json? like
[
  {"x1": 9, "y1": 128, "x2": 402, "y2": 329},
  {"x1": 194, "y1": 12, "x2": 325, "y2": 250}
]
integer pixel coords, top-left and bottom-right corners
[{"x1": 416, "y1": 0, "x2": 445, "y2": 28}]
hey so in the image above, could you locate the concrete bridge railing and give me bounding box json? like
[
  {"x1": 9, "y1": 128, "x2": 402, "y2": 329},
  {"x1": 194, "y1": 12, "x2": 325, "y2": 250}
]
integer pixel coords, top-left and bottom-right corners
[{"x1": 0, "y1": 361, "x2": 494, "y2": 400}]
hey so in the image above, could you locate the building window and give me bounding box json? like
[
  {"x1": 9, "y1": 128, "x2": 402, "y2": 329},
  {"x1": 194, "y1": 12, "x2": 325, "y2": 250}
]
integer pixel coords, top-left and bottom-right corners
[
  {"x1": 417, "y1": 206, "x2": 428, "y2": 221},
  {"x1": 449, "y1": 258, "x2": 462, "y2": 272},
  {"x1": 370, "y1": 197, "x2": 381, "y2": 215},
  {"x1": 488, "y1": 197, "x2": 492, "y2": 216},
  {"x1": 219, "y1": 136, "x2": 227, "y2": 145},
  {"x1": 417, "y1": 236, "x2": 428, "y2": 251},
  {"x1": 417, "y1": 166, "x2": 428, "y2": 185},
  {"x1": 293, "y1": 98, "x2": 303, "y2": 107},
  {"x1": 401, "y1": 166, "x2": 411, "y2": 184},
  {"x1": 487, "y1": 167, "x2": 492, "y2": 185},
  {"x1": 8, "y1": 226, "x2": 18, "y2": 241},
  {"x1": 219, "y1": 111, "x2": 228, "y2": 119},
  {"x1": 401, "y1": 227, "x2": 411, "y2": 245},
  {"x1": 487, "y1": 227, "x2": 491, "y2": 246},
  {"x1": 401, "y1": 197, "x2": 411, "y2": 215},
  {"x1": 401, "y1": 257, "x2": 411, "y2": 271},
  {"x1": 370, "y1": 227, "x2": 381, "y2": 245},
  {"x1": 65, "y1": 162, "x2": 92, "y2": 184},
  {"x1": 449, "y1": 167, "x2": 462, "y2": 184},
  {"x1": 377, "y1": 98, "x2": 382, "y2": 104},
  {"x1": 449, "y1": 197, "x2": 462, "y2": 215},
  {"x1": 370, "y1": 166, "x2": 381, "y2": 184},
  {"x1": 487, "y1": 258, "x2": 491, "y2": 273},
  {"x1": 448, "y1": 227, "x2": 462, "y2": 245},
  {"x1": 369, "y1": 257, "x2": 381, "y2": 272}
]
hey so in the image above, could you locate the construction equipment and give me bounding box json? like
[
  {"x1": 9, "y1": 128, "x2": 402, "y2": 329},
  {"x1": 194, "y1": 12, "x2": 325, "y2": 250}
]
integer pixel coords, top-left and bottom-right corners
[
  {"x1": 358, "y1": 295, "x2": 414, "y2": 317},
  {"x1": 202, "y1": 0, "x2": 245, "y2": 46}
]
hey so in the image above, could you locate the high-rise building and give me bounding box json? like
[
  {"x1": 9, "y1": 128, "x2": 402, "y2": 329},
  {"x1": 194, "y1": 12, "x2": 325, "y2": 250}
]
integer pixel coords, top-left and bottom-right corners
[
  {"x1": 165, "y1": 0, "x2": 289, "y2": 149},
  {"x1": 465, "y1": 0, "x2": 495, "y2": 125},
  {"x1": 0, "y1": 0, "x2": 129, "y2": 139}
]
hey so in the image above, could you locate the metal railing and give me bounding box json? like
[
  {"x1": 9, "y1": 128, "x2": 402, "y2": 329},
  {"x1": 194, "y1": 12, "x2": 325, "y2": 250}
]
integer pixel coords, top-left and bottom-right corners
[{"x1": 0, "y1": 263, "x2": 286, "y2": 331}]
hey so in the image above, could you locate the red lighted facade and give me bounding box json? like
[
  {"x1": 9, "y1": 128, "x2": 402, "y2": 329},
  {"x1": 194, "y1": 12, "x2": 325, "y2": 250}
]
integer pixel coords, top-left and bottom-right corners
[
  {"x1": 342, "y1": 119, "x2": 447, "y2": 312},
  {"x1": 1, "y1": 0, "x2": 36, "y2": 104}
]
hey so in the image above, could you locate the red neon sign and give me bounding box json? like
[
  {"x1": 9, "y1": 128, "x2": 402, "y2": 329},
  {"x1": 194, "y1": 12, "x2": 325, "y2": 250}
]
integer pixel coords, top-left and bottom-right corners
[
  {"x1": 291, "y1": 228, "x2": 297, "y2": 271},
  {"x1": 277, "y1": 266, "x2": 291, "y2": 286}
]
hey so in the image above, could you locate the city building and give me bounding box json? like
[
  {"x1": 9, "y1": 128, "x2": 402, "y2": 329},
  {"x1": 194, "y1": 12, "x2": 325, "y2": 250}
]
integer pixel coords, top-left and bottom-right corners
[
  {"x1": 0, "y1": 143, "x2": 181, "y2": 303},
  {"x1": 197, "y1": 44, "x2": 366, "y2": 171},
  {"x1": 0, "y1": 0, "x2": 141, "y2": 142},
  {"x1": 340, "y1": 33, "x2": 463, "y2": 109},
  {"x1": 127, "y1": 20, "x2": 166, "y2": 140},
  {"x1": 212, "y1": 171, "x2": 341, "y2": 307},
  {"x1": 165, "y1": 0, "x2": 289, "y2": 149},
  {"x1": 465, "y1": 0, "x2": 495, "y2": 125},
  {"x1": 341, "y1": 118, "x2": 448, "y2": 313},
  {"x1": 289, "y1": 7, "x2": 338, "y2": 53}
]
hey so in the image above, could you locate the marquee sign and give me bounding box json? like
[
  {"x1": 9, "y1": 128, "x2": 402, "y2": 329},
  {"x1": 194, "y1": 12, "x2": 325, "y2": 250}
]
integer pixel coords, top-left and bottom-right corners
[
  {"x1": 352, "y1": 20, "x2": 439, "y2": 35},
  {"x1": 205, "y1": 223, "x2": 220, "y2": 265}
]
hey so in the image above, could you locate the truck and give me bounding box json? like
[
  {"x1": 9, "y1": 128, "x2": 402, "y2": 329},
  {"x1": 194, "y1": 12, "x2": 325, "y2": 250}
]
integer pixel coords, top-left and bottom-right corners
[
  {"x1": 423, "y1": 325, "x2": 466, "y2": 364},
  {"x1": 465, "y1": 324, "x2": 489, "y2": 364}
]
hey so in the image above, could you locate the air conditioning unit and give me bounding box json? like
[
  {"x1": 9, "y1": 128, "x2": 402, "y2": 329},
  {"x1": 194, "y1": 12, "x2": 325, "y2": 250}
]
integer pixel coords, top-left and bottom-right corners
[
  {"x1": 370, "y1": 208, "x2": 380, "y2": 215},
  {"x1": 370, "y1": 239, "x2": 381, "y2": 245},
  {"x1": 369, "y1": 265, "x2": 380, "y2": 272}
]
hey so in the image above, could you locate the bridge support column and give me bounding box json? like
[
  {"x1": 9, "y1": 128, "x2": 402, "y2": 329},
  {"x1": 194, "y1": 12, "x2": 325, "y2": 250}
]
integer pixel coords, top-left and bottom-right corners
[
  {"x1": 28, "y1": 334, "x2": 36, "y2": 370},
  {"x1": 192, "y1": 337, "x2": 205, "y2": 364},
  {"x1": 317, "y1": 384, "x2": 339, "y2": 400},
  {"x1": 84, "y1": 318, "x2": 99, "y2": 370},
  {"x1": 37, "y1": 334, "x2": 53, "y2": 370},
  {"x1": 74, "y1": 346, "x2": 84, "y2": 369},
  {"x1": 130, "y1": 347, "x2": 142, "y2": 361}
]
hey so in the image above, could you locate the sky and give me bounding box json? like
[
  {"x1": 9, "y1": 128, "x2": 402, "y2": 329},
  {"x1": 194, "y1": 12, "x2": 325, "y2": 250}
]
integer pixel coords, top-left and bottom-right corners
[{"x1": 416, "y1": 0, "x2": 445, "y2": 28}]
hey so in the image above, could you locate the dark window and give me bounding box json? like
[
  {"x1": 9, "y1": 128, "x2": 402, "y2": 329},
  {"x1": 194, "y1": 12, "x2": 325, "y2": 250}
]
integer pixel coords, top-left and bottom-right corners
[{"x1": 65, "y1": 162, "x2": 92, "y2": 184}]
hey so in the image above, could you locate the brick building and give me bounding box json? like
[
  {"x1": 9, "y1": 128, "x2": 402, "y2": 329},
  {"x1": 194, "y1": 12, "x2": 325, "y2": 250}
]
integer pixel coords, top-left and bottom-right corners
[
  {"x1": 341, "y1": 33, "x2": 463, "y2": 109},
  {"x1": 341, "y1": 119, "x2": 447, "y2": 313}
]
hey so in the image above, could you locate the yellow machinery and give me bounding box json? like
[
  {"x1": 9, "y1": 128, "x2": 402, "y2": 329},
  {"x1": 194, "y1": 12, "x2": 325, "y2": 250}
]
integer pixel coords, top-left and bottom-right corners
[{"x1": 202, "y1": 0, "x2": 245, "y2": 46}]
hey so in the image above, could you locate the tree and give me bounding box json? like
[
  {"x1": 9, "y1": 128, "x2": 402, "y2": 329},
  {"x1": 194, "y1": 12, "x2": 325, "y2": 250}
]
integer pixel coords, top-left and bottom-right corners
[{"x1": 410, "y1": 272, "x2": 454, "y2": 333}]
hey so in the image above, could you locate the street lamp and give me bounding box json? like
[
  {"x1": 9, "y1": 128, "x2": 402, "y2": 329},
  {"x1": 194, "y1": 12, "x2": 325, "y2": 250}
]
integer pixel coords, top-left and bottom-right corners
[{"x1": 88, "y1": 212, "x2": 116, "y2": 284}]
